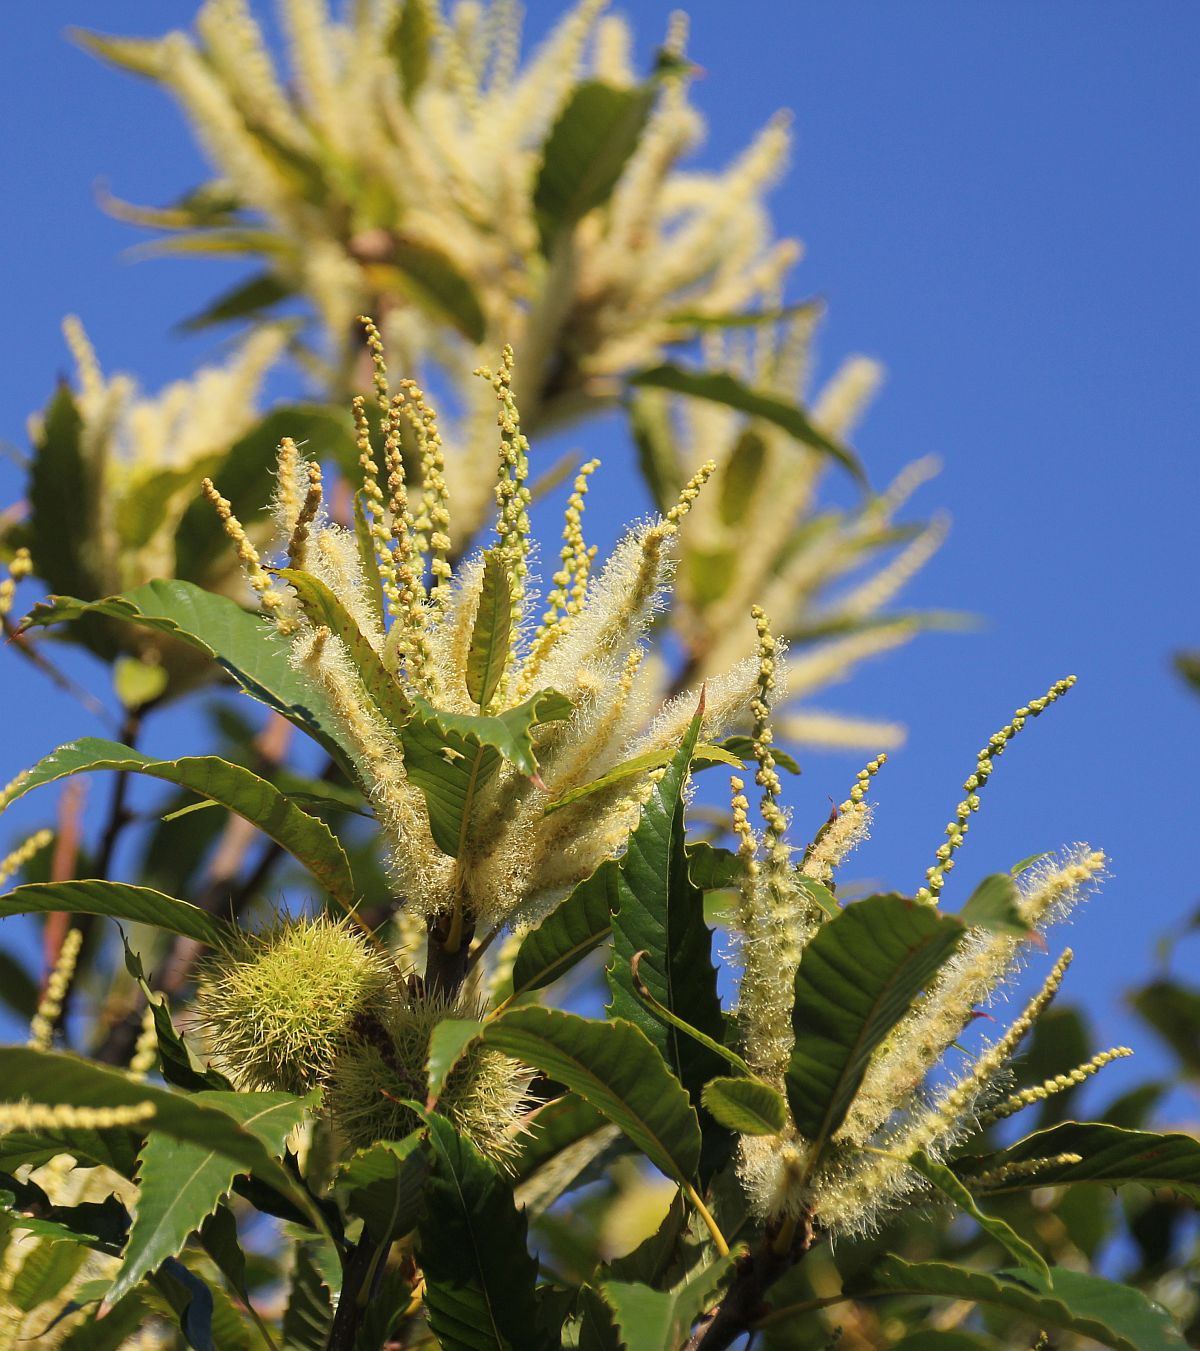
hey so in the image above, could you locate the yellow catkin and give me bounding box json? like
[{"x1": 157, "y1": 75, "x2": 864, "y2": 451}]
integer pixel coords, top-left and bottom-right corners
[
  {"x1": 28, "y1": 928, "x2": 84, "y2": 1051},
  {"x1": 749, "y1": 605, "x2": 788, "y2": 861},
  {"x1": 478, "y1": 346, "x2": 533, "y2": 657},
  {"x1": 359, "y1": 314, "x2": 392, "y2": 415},
  {"x1": 128, "y1": 1003, "x2": 161, "y2": 1081},
  {"x1": 0, "y1": 547, "x2": 32, "y2": 618},
  {"x1": 919, "y1": 676, "x2": 1076, "y2": 902},
  {"x1": 353, "y1": 393, "x2": 405, "y2": 617},
  {"x1": 979, "y1": 1046, "x2": 1133, "y2": 1125},
  {"x1": 287, "y1": 454, "x2": 324, "y2": 568},
  {"x1": 0, "y1": 1099, "x2": 156, "y2": 1132},
  {"x1": 201, "y1": 478, "x2": 282, "y2": 609},
  {"x1": 0, "y1": 828, "x2": 51, "y2": 889},
  {"x1": 969, "y1": 1152, "x2": 1084, "y2": 1189},
  {"x1": 519, "y1": 458, "x2": 601, "y2": 694},
  {"x1": 398, "y1": 377, "x2": 453, "y2": 610}
]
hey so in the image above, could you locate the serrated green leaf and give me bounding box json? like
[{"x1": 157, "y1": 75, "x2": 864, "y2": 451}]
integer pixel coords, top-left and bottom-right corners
[
  {"x1": 20, "y1": 580, "x2": 352, "y2": 773},
  {"x1": 416, "y1": 1109, "x2": 551, "y2": 1351},
  {"x1": 907, "y1": 1150, "x2": 1048, "y2": 1276},
  {"x1": 0, "y1": 1049, "x2": 317, "y2": 1222},
  {"x1": 853, "y1": 1257, "x2": 1187, "y2": 1351},
  {"x1": 466, "y1": 551, "x2": 513, "y2": 710},
  {"x1": 278, "y1": 567, "x2": 411, "y2": 735},
  {"x1": 509, "y1": 1094, "x2": 611, "y2": 1184},
  {"x1": 4, "y1": 737, "x2": 355, "y2": 907},
  {"x1": 338, "y1": 1134, "x2": 427, "y2": 1243},
  {"x1": 960, "y1": 873, "x2": 1030, "y2": 937},
  {"x1": 534, "y1": 80, "x2": 657, "y2": 252},
  {"x1": 511, "y1": 860, "x2": 618, "y2": 996},
  {"x1": 701, "y1": 1078, "x2": 788, "y2": 1136},
  {"x1": 630, "y1": 365, "x2": 864, "y2": 483},
  {"x1": 0, "y1": 880, "x2": 231, "y2": 947},
  {"x1": 401, "y1": 689, "x2": 570, "y2": 857},
  {"x1": 282, "y1": 1243, "x2": 334, "y2": 1351},
  {"x1": 601, "y1": 1254, "x2": 736, "y2": 1351},
  {"x1": 956, "y1": 1121, "x2": 1200, "y2": 1201},
  {"x1": 482, "y1": 1007, "x2": 701, "y2": 1184},
  {"x1": 107, "y1": 1090, "x2": 313, "y2": 1308},
  {"x1": 686, "y1": 843, "x2": 741, "y2": 892},
  {"x1": 607, "y1": 711, "x2": 728, "y2": 1110},
  {"x1": 785, "y1": 895, "x2": 963, "y2": 1164}
]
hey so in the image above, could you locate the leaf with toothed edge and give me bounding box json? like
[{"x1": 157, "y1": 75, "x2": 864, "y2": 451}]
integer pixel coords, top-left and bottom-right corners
[
  {"x1": 0, "y1": 880, "x2": 232, "y2": 947},
  {"x1": 19, "y1": 580, "x2": 352, "y2": 773},
  {"x1": 785, "y1": 894, "x2": 964, "y2": 1168},
  {"x1": 848, "y1": 1257, "x2": 1187, "y2": 1351},
  {"x1": 104, "y1": 1090, "x2": 314, "y2": 1310},
  {"x1": 401, "y1": 689, "x2": 571, "y2": 857},
  {"x1": 511, "y1": 860, "x2": 618, "y2": 996},
  {"x1": 3, "y1": 737, "x2": 356, "y2": 907}
]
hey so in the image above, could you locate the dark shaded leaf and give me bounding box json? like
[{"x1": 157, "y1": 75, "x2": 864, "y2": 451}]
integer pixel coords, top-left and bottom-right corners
[
  {"x1": 466, "y1": 550, "x2": 512, "y2": 710},
  {"x1": 631, "y1": 364, "x2": 864, "y2": 482},
  {"x1": 178, "y1": 270, "x2": 292, "y2": 332},
  {"x1": 511, "y1": 860, "x2": 617, "y2": 996},
  {"x1": 1131, "y1": 979, "x2": 1200, "y2": 1077}
]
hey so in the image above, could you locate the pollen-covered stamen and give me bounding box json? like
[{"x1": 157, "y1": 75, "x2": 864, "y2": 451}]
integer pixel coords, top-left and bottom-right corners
[
  {"x1": 518, "y1": 458, "x2": 601, "y2": 697},
  {"x1": 968, "y1": 1152, "x2": 1084, "y2": 1188},
  {"x1": 978, "y1": 1045, "x2": 1133, "y2": 1126},
  {"x1": 0, "y1": 547, "x2": 32, "y2": 619},
  {"x1": 749, "y1": 605, "x2": 788, "y2": 862},
  {"x1": 0, "y1": 828, "x2": 51, "y2": 889},
  {"x1": 287, "y1": 456, "x2": 324, "y2": 569},
  {"x1": 478, "y1": 346, "x2": 533, "y2": 658},
  {"x1": 919, "y1": 675, "x2": 1076, "y2": 902},
  {"x1": 358, "y1": 313, "x2": 392, "y2": 415},
  {"x1": 380, "y1": 393, "x2": 436, "y2": 689},
  {"x1": 201, "y1": 477, "x2": 282, "y2": 610},
  {"x1": 397, "y1": 377, "x2": 453, "y2": 612},
  {"x1": 352, "y1": 393, "x2": 405, "y2": 620},
  {"x1": 28, "y1": 926, "x2": 83, "y2": 1051}
]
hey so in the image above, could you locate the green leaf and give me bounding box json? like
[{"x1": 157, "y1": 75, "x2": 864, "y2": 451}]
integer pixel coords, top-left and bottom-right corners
[
  {"x1": 956, "y1": 1121, "x2": 1200, "y2": 1202},
  {"x1": 960, "y1": 873, "x2": 1030, "y2": 937},
  {"x1": 1131, "y1": 979, "x2": 1200, "y2": 1076},
  {"x1": 545, "y1": 742, "x2": 741, "y2": 815},
  {"x1": 630, "y1": 364, "x2": 864, "y2": 483},
  {"x1": 509, "y1": 1094, "x2": 611, "y2": 1184},
  {"x1": 718, "y1": 735, "x2": 800, "y2": 775},
  {"x1": 353, "y1": 489, "x2": 387, "y2": 633},
  {"x1": 606, "y1": 710, "x2": 727, "y2": 1110},
  {"x1": 177, "y1": 270, "x2": 292, "y2": 332},
  {"x1": 627, "y1": 390, "x2": 682, "y2": 515},
  {"x1": 0, "y1": 880, "x2": 232, "y2": 947},
  {"x1": 511, "y1": 860, "x2": 618, "y2": 996},
  {"x1": 282, "y1": 1243, "x2": 334, "y2": 1351},
  {"x1": 665, "y1": 299, "x2": 822, "y2": 329},
  {"x1": 686, "y1": 843, "x2": 741, "y2": 892},
  {"x1": 701, "y1": 1078, "x2": 788, "y2": 1137},
  {"x1": 466, "y1": 550, "x2": 513, "y2": 710},
  {"x1": 277, "y1": 567, "x2": 412, "y2": 736},
  {"x1": 855, "y1": 1257, "x2": 1187, "y2": 1351},
  {"x1": 794, "y1": 875, "x2": 840, "y2": 921},
  {"x1": 401, "y1": 689, "x2": 570, "y2": 857},
  {"x1": 352, "y1": 1269, "x2": 413, "y2": 1351},
  {"x1": 1174, "y1": 649, "x2": 1200, "y2": 695},
  {"x1": 482, "y1": 1007, "x2": 702, "y2": 1184},
  {"x1": 20, "y1": 580, "x2": 352, "y2": 772},
  {"x1": 907, "y1": 1150, "x2": 1048, "y2": 1276},
  {"x1": 785, "y1": 895, "x2": 963, "y2": 1163},
  {"x1": 0, "y1": 950, "x2": 39, "y2": 1020},
  {"x1": 107, "y1": 1091, "x2": 311, "y2": 1308},
  {"x1": 28, "y1": 386, "x2": 96, "y2": 599},
  {"x1": 0, "y1": 1050, "x2": 317, "y2": 1210},
  {"x1": 367, "y1": 236, "x2": 487, "y2": 344},
  {"x1": 716, "y1": 430, "x2": 767, "y2": 527},
  {"x1": 427, "y1": 1018, "x2": 485, "y2": 1098},
  {"x1": 4, "y1": 737, "x2": 356, "y2": 907},
  {"x1": 121, "y1": 939, "x2": 230, "y2": 1093},
  {"x1": 416, "y1": 1109, "x2": 551, "y2": 1351},
  {"x1": 386, "y1": 0, "x2": 434, "y2": 101},
  {"x1": 8, "y1": 1238, "x2": 88, "y2": 1313},
  {"x1": 601, "y1": 1255, "x2": 736, "y2": 1351},
  {"x1": 338, "y1": 1134, "x2": 427, "y2": 1243},
  {"x1": 534, "y1": 79, "x2": 657, "y2": 252}
]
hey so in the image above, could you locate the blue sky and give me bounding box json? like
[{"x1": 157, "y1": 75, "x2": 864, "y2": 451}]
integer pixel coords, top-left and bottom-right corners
[{"x1": 1, "y1": 4, "x2": 1198, "y2": 1115}]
